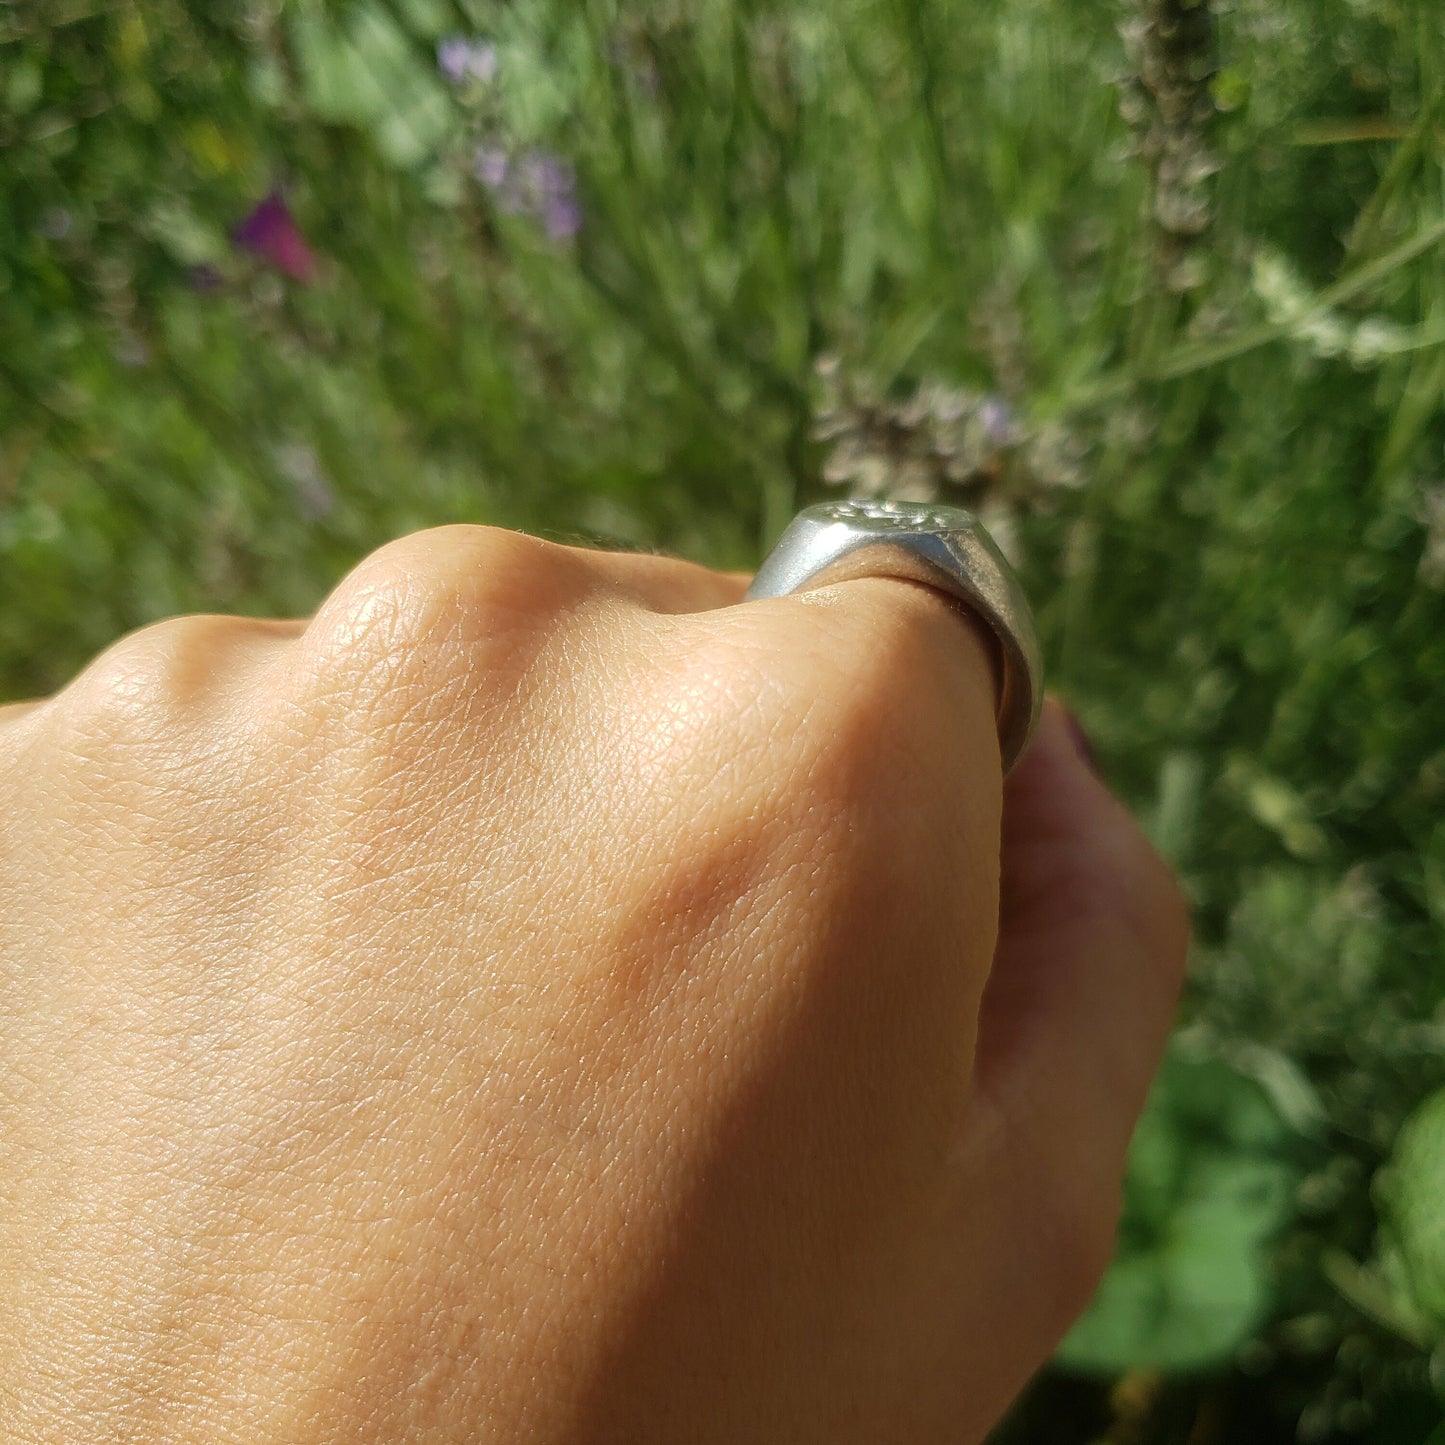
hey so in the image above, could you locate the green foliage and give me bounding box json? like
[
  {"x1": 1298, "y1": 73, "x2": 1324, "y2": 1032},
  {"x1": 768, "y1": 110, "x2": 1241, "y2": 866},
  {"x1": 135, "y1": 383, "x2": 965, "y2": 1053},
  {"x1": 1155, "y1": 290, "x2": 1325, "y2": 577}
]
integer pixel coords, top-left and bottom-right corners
[
  {"x1": 1059, "y1": 1047, "x2": 1302, "y2": 1374},
  {"x1": 288, "y1": 0, "x2": 453, "y2": 169},
  {"x1": 2, "y1": 0, "x2": 1444, "y2": 1437},
  {"x1": 1379, "y1": 1088, "x2": 1445, "y2": 1334}
]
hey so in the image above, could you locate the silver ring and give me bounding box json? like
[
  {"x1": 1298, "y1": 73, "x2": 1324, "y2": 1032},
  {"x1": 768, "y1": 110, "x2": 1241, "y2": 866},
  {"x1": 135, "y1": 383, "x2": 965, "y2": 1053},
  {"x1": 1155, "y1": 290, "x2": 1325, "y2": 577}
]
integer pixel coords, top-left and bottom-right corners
[{"x1": 747, "y1": 500, "x2": 1043, "y2": 773}]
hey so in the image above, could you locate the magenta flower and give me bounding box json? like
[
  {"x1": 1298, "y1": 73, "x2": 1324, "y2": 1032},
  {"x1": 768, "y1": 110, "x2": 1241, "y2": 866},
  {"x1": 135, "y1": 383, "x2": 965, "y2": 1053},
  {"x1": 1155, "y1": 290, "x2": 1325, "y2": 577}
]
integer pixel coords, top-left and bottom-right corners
[{"x1": 232, "y1": 192, "x2": 316, "y2": 282}]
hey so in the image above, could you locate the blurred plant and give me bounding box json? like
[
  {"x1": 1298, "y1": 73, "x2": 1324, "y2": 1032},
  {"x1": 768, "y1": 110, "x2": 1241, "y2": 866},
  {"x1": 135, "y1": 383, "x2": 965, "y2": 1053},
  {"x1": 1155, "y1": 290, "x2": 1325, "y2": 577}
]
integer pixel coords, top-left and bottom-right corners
[
  {"x1": 1322, "y1": 1088, "x2": 1445, "y2": 1368},
  {"x1": 1417, "y1": 486, "x2": 1445, "y2": 590},
  {"x1": 1059, "y1": 1045, "x2": 1304, "y2": 1375},
  {"x1": 1375, "y1": 1089, "x2": 1445, "y2": 1343},
  {"x1": 1118, "y1": 0, "x2": 1219, "y2": 293},
  {"x1": 810, "y1": 355, "x2": 1087, "y2": 564}
]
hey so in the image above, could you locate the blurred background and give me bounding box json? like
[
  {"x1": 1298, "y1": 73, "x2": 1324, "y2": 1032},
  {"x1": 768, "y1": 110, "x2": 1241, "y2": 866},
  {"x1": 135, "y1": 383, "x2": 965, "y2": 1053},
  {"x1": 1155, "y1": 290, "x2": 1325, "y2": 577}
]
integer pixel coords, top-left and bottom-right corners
[{"x1": 2, "y1": 0, "x2": 1444, "y2": 1438}]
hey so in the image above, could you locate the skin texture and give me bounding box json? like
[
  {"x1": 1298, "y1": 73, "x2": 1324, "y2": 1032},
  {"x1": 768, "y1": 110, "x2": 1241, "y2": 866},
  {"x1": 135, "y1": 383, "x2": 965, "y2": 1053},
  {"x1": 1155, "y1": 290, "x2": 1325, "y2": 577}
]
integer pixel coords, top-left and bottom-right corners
[{"x1": 0, "y1": 525, "x2": 1188, "y2": 1443}]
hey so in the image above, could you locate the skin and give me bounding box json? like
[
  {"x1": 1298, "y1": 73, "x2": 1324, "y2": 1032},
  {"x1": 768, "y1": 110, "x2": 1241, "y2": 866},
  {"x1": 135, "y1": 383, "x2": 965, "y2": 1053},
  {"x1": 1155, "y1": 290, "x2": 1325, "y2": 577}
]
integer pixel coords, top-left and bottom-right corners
[{"x1": 0, "y1": 525, "x2": 1188, "y2": 1443}]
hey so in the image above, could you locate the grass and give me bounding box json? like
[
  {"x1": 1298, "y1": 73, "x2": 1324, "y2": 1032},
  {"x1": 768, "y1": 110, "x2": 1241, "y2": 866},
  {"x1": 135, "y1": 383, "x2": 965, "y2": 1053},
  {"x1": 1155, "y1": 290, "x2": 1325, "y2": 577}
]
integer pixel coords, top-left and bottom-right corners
[{"x1": 2, "y1": 0, "x2": 1444, "y2": 1437}]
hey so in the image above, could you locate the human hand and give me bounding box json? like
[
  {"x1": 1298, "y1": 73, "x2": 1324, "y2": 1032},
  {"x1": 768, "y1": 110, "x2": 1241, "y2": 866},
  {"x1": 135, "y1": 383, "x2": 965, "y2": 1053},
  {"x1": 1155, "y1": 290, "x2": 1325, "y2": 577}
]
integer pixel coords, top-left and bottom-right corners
[{"x1": 0, "y1": 525, "x2": 1187, "y2": 1442}]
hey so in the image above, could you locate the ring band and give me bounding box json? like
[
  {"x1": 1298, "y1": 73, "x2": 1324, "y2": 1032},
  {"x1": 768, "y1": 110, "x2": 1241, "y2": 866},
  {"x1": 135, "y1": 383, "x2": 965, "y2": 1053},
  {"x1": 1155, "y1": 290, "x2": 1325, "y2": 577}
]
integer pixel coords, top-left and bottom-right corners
[{"x1": 746, "y1": 500, "x2": 1043, "y2": 772}]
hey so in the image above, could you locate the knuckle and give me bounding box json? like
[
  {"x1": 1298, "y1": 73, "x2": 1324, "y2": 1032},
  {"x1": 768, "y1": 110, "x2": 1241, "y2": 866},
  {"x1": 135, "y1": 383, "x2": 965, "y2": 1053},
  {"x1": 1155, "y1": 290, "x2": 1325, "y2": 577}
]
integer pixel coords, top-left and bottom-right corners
[
  {"x1": 605, "y1": 551, "x2": 748, "y2": 613},
  {"x1": 309, "y1": 526, "x2": 589, "y2": 654},
  {"x1": 56, "y1": 615, "x2": 258, "y2": 740}
]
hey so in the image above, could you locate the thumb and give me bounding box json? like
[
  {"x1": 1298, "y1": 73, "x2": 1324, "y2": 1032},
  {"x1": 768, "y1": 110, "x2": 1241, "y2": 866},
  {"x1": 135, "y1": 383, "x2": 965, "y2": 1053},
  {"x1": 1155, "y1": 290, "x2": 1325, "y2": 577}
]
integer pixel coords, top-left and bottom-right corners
[{"x1": 972, "y1": 698, "x2": 1190, "y2": 1245}]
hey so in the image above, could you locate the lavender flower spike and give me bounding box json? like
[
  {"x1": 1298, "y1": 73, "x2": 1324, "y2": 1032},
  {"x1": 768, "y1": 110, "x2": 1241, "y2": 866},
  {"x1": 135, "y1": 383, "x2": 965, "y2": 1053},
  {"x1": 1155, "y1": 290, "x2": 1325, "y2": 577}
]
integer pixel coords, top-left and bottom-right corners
[
  {"x1": 473, "y1": 144, "x2": 583, "y2": 241},
  {"x1": 520, "y1": 151, "x2": 583, "y2": 240},
  {"x1": 978, "y1": 396, "x2": 1016, "y2": 448},
  {"x1": 437, "y1": 36, "x2": 498, "y2": 87},
  {"x1": 543, "y1": 192, "x2": 583, "y2": 241},
  {"x1": 472, "y1": 144, "x2": 510, "y2": 190}
]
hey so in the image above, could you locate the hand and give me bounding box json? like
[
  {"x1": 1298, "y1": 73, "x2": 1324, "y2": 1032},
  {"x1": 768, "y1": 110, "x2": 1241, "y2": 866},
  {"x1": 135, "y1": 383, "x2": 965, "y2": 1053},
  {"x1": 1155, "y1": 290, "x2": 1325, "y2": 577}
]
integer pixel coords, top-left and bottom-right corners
[{"x1": 0, "y1": 525, "x2": 1187, "y2": 1443}]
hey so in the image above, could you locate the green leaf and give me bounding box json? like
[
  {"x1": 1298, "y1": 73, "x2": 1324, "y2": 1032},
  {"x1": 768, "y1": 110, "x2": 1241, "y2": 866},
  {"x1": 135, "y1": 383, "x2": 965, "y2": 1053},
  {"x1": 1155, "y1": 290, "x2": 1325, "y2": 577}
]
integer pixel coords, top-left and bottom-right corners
[
  {"x1": 142, "y1": 199, "x2": 228, "y2": 268},
  {"x1": 5, "y1": 56, "x2": 44, "y2": 115},
  {"x1": 1223, "y1": 756, "x2": 1329, "y2": 861},
  {"x1": 286, "y1": 1, "x2": 453, "y2": 169},
  {"x1": 1323, "y1": 1251, "x2": 1436, "y2": 1351},
  {"x1": 1378, "y1": 1089, "x2": 1445, "y2": 1327},
  {"x1": 390, "y1": 0, "x2": 451, "y2": 38},
  {"x1": 1150, "y1": 749, "x2": 1204, "y2": 866},
  {"x1": 1424, "y1": 823, "x2": 1445, "y2": 931},
  {"x1": 289, "y1": 11, "x2": 372, "y2": 125},
  {"x1": 1217, "y1": 1040, "x2": 1328, "y2": 1139},
  {"x1": 1057, "y1": 1047, "x2": 1301, "y2": 1374}
]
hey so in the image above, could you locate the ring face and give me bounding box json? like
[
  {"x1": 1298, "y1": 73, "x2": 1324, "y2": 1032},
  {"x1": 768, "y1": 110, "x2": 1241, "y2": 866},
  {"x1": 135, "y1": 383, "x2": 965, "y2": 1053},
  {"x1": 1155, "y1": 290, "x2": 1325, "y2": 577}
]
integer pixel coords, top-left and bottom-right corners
[
  {"x1": 823, "y1": 498, "x2": 975, "y2": 534},
  {"x1": 747, "y1": 500, "x2": 1043, "y2": 773}
]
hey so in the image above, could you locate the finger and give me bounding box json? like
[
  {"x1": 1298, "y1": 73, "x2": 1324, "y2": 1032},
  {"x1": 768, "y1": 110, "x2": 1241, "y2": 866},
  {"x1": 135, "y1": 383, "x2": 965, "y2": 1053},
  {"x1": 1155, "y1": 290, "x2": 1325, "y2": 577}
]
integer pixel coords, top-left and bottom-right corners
[
  {"x1": 581, "y1": 547, "x2": 750, "y2": 614},
  {"x1": 740, "y1": 574, "x2": 1003, "y2": 752},
  {"x1": 1, "y1": 616, "x2": 309, "y2": 726},
  {"x1": 973, "y1": 696, "x2": 1190, "y2": 1203},
  {"x1": 308, "y1": 527, "x2": 753, "y2": 654},
  {"x1": 726, "y1": 575, "x2": 1006, "y2": 1022}
]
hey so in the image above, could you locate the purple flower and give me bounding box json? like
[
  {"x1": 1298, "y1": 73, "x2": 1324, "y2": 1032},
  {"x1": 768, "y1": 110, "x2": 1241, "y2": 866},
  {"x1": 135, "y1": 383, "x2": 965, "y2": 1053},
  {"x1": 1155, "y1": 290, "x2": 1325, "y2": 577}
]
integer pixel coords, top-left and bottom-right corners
[
  {"x1": 474, "y1": 145, "x2": 583, "y2": 241},
  {"x1": 518, "y1": 151, "x2": 574, "y2": 199},
  {"x1": 517, "y1": 151, "x2": 583, "y2": 238},
  {"x1": 978, "y1": 396, "x2": 1016, "y2": 448},
  {"x1": 471, "y1": 144, "x2": 510, "y2": 189},
  {"x1": 437, "y1": 36, "x2": 497, "y2": 86},
  {"x1": 542, "y1": 192, "x2": 583, "y2": 241},
  {"x1": 232, "y1": 192, "x2": 316, "y2": 282}
]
